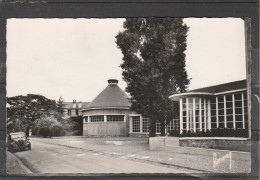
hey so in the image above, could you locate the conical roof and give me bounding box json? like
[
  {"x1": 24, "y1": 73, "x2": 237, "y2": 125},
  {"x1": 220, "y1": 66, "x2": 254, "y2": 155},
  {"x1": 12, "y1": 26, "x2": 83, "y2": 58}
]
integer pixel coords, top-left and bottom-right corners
[{"x1": 86, "y1": 79, "x2": 131, "y2": 109}]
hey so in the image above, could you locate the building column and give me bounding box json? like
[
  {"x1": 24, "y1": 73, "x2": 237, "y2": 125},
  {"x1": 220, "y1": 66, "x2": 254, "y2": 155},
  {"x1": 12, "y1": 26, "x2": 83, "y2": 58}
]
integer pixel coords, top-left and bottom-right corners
[
  {"x1": 186, "y1": 97, "x2": 189, "y2": 131},
  {"x1": 193, "y1": 97, "x2": 196, "y2": 132},
  {"x1": 104, "y1": 115, "x2": 107, "y2": 122},
  {"x1": 199, "y1": 98, "x2": 202, "y2": 131},
  {"x1": 140, "y1": 116, "x2": 143, "y2": 133},
  {"x1": 88, "y1": 116, "x2": 90, "y2": 123},
  {"x1": 216, "y1": 97, "x2": 219, "y2": 128},
  {"x1": 124, "y1": 115, "x2": 126, "y2": 122},
  {"x1": 224, "y1": 95, "x2": 227, "y2": 128},
  {"x1": 179, "y1": 98, "x2": 183, "y2": 134},
  {"x1": 204, "y1": 98, "x2": 207, "y2": 131},
  {"x1": 129, "y1": 117, "x2": 133, "y2": 133},
  {"x1": 242, "y1": 92, "x2": 245, "y2": 129},
  {"x1": 207, "y1": 99, "x2": 211, "y2": 130},
  {"x1": 232, "y1": 94, "x2": 236, "y2": 129}
]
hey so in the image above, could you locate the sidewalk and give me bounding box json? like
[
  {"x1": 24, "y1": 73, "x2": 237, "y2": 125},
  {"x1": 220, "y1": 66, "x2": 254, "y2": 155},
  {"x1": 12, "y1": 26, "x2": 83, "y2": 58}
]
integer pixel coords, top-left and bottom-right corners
[
  {"x1": 31, "y1": 137, "x2": 251, "y2": 173},
  {"x1": 6, "y1": 151, "x2": 32, "y2": 174}
]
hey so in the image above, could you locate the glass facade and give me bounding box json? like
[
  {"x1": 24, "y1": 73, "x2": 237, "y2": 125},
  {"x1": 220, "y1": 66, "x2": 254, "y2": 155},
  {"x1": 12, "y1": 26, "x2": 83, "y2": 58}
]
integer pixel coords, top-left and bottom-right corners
[
  {"x1": 130, "y1": 116, "x2": 179, "y2": 134},
  {"x1": 178, "y1": 91, "x2": 248, "y2": 133}
]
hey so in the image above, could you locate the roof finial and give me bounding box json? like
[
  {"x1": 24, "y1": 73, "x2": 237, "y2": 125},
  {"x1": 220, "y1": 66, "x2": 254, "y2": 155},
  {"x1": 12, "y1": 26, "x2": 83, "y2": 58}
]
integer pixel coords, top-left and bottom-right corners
[{"x1": 108, "y1": 79, "x2": 118, "y2": 85}]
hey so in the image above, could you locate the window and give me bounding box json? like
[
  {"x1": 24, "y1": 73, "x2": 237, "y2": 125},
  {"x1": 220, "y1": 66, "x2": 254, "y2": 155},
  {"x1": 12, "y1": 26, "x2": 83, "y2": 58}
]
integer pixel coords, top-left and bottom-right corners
[
  {"x1": 107, "y1": 115, "x2": 124, "y2": 122},
  {"x1": 76, "y1": 109, "x2": 79, "y2": 115},
  {"x1": 142, "y1": 118, "x2": 150, "y2": 133},
  {"x1": 68, "y1": 109, "x2": 71, "y2": 115},
  {"x1": 156, "y1": 121, "x2": 161, "y2": 134},
  {"x1": 168, "y1": 120, "x2": 174, "y2": 132},
  {"x1": 168, "y1": 119, "x2": 179, "y2": 131},
  {"x1": 132, "y1": 116, "x2": 140, "y2": 132},
  {"x1": 84, "y1": 116, "x2": 88, "y2": 123},
  {"x1": 173, "y1": 119, "x2": 180, "y2": 131},
  {"x1": 90, "y1": 116, "x2": 104, "y2": 122}
]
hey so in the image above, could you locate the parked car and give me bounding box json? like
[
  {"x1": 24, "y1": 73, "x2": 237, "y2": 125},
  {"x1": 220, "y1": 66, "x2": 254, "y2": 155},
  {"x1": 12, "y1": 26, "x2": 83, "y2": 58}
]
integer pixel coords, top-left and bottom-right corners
[{"x1": 7, "y1": 132, "x2": 31, "y2": 152}]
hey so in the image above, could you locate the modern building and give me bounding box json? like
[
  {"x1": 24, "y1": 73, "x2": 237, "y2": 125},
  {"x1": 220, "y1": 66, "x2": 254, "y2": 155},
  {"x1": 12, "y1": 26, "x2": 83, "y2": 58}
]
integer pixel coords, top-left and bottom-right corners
[
  {"x1": 63, "y1": 101, "x2": 89, "y2": 117},
  {"x1": 169, "y1": 79, "x2": 248, "y2": 135}
]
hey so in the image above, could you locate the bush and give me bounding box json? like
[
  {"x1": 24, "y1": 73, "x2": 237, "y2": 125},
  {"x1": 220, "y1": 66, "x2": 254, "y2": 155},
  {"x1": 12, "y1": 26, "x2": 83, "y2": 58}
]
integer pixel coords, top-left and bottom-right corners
[
  {"x1": 33, "y1": 116, "x2": 65, "y2": 137},
  {"x1": 61, "y1": 116, "x2": 83, "y2": 136}
]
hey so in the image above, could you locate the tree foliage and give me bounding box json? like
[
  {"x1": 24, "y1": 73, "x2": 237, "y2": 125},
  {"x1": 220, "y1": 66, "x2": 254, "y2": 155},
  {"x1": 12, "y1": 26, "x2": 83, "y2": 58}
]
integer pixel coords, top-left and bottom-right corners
[
  {"x1": 61, "y1": 116, "x2": 83, "y2": 136},
  {"x1": 7, "y1": 94, "x2": 56, "y2": 136},
  {"x1": 116, "y1": 18, "x2": 190, "y2": 136},
  {"x1": 55, "y1": 96, "x2": 65, "y2": 121},
  {"x1": 33, "y1": 116, "x2": 65, "y2": 137}
]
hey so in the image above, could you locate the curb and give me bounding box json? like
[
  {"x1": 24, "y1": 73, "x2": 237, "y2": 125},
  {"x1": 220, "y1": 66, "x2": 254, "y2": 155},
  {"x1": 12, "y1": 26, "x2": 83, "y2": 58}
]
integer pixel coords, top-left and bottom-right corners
[{"x1": 6, "y1": 151, "x2": 32, "y2": 174}]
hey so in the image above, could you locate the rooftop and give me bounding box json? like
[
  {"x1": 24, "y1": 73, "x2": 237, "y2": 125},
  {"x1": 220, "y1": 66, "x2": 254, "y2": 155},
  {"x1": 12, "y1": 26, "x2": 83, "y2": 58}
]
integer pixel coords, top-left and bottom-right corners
[
  {"x1": 169, "y1": 79, "x2": 247, "y2": 101},
  {"x1": 188, "y1": 79, "x2": 247, "y2": 94},
  {"x1": 85, "y1": 79, "x2": 131, "y2": 110},
  {"x1": 63, "y1": 102, "x2": 89, "y2": 109}
]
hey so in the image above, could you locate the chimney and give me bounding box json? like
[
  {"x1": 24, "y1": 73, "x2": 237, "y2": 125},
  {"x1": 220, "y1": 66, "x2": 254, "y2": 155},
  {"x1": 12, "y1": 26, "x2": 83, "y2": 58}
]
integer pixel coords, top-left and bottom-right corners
[
  {"x1": 78, "y1": 101, "x2": 82, "y2": 108},
  {"x1": 108, "y1": 79, "x2": 118, "y2": 85},
  {"x1": 72, "y1": 100, "x2": 76, "y2": 108}
]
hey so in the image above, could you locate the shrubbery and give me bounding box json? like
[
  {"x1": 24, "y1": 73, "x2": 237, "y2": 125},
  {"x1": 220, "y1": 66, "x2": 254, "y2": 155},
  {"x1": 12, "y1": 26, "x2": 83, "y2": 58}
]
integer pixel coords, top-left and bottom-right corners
[
  {"x1": 32, "y1": 115, "x2": 83, "y2": 137},
  {"x1": 60, "y1": 116, "x2": 83, "y2": 136},
  {"x1": 32, "y1": 116, "x2": 65, "y2": 137},
  {"x1": 169, "y1": 128, "x2": 248, "y2": 138}
]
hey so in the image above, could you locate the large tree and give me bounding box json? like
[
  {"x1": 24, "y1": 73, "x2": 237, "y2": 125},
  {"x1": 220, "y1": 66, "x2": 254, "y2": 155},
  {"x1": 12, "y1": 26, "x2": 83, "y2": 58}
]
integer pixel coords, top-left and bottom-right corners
[
  {"x1": 116, "y1": 18, "x2": 190, "y2": 137},
  {"x1": 7, "y1": 94, "x2": 56, "y2": 136}
]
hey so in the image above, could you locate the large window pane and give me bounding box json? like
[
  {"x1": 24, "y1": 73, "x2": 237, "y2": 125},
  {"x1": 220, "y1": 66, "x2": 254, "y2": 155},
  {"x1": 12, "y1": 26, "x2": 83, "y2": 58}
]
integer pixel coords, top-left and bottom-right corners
[
  {"x1": 219, "y1": 122, "x2": 224, "y2": 128},
  {"x1": 156, "y1": 121, "x2": 161, "y2": 134},
  {"x1": 235, "y1": 93, "x2": 242, "y2": 100},
  {"x1": 132, "y1": 116, "x2": 140, "y2": 132},
  {"x1": 107, "y1": 115, "x2": 124, "y2": 122},
  {"x1": 226, "y1": 108, "x2": 233, "y2": 115},
  {"x1": 143, "y1": 118, "x2": 150, "y2": 132},
  {"x1": 226, "y1": 95, "x2": 232, "y2": 101},
  {"x1": 90, "y1": 116, "x2": 104, "y2": 122}
]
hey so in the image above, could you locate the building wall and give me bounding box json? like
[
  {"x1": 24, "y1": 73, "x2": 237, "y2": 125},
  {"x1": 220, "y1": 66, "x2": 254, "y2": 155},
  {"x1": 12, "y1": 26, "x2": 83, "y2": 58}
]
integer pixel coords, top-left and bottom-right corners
[
  {"x1": 83, "y1": 122, "x2": 127, "y2": 136},
  {"x1": 82, "y1": 109, "x2": 131, "y2": 137}
]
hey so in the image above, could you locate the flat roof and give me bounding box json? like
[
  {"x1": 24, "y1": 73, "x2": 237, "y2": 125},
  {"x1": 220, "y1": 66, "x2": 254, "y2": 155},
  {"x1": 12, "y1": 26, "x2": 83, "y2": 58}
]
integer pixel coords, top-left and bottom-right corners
[{"x1": 169, "y1": 79, "x2": 247, "y2": 101}]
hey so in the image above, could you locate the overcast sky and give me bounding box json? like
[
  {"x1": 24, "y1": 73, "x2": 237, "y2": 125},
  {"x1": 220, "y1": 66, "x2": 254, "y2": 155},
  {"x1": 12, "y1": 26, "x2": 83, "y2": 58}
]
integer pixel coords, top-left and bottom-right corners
[{"x1": 7, "y1": 18, "x2": 246, "y2": 102}]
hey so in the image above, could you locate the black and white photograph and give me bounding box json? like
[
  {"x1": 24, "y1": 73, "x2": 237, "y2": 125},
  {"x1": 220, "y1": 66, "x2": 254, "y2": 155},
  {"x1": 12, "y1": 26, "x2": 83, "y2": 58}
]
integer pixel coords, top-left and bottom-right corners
[{"x1": 5, "y1": 17, "x2": 252, "y2": 174}]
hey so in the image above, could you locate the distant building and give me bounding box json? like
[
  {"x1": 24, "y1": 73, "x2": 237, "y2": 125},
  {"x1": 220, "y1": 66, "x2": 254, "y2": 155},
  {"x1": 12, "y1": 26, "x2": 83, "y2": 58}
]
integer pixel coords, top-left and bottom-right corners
[{"x1": 63, "y1": 101, "x2": 89, "y2": 117}]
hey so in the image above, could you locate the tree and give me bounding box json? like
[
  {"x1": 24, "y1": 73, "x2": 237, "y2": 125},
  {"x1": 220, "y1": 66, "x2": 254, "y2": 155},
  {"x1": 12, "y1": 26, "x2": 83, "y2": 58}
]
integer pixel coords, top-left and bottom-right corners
[
  {"x1": 55, "y1": 96, "x2": 65, "y2": 121},
  {"x1": 116, "y1": 18, "x2": 190, "y2": 137},
  {"x1": 7, "y1": 94, "x2": 56, "y2": 136}
]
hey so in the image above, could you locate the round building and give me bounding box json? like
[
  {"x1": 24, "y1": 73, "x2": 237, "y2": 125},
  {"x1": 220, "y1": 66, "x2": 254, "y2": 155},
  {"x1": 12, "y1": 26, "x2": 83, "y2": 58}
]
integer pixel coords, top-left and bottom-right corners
[{"x1": 82, "y1": 79, "x2": 132, "y2": 137}]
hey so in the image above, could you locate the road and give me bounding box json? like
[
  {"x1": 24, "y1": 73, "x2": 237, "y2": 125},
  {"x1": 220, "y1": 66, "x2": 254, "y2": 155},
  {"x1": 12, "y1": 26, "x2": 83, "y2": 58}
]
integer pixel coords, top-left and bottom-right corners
[{"x1": 7, "y1": 140, "x2": 188, "y2": 174}]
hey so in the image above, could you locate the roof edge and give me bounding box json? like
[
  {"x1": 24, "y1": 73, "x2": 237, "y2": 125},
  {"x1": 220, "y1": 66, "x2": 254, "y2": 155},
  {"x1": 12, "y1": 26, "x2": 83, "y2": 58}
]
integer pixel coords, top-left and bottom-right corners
[{"x1": 82, "y1": 106, "x2": 131, "y2": 111}]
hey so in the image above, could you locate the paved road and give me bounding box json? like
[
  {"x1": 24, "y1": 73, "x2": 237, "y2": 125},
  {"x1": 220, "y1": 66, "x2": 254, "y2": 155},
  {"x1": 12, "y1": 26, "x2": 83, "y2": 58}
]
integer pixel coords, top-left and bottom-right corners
[{"x1": 8, "y1": 140, "x2": 189, "y2": 174}]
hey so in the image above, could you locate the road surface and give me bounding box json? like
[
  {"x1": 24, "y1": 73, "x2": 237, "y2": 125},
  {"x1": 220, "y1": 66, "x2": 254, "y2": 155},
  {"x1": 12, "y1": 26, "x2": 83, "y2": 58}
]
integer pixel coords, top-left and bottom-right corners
[{"x1": 7, "y1": 140, "x2": 189, "y2": 174}]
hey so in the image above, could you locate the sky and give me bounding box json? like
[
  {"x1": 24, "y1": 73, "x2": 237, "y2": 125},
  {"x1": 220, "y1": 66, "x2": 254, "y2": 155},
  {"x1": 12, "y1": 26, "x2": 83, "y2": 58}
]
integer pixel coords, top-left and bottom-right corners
[{"x1": 7, "y1": 18, "x2": 246, "y2": 102}]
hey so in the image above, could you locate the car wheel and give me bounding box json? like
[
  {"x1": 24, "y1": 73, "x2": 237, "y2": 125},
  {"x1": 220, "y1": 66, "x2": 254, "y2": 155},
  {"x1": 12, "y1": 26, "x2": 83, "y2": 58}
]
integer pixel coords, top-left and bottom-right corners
[{"x1": 8, "y1": 147, "x2": 13, "y2": 153}]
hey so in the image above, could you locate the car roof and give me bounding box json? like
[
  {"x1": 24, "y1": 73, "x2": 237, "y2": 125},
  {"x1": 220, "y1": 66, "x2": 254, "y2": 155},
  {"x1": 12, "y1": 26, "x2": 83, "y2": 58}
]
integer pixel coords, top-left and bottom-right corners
[{"x1": 10, "y1": 132, "x2": 25, "y2": 135}]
